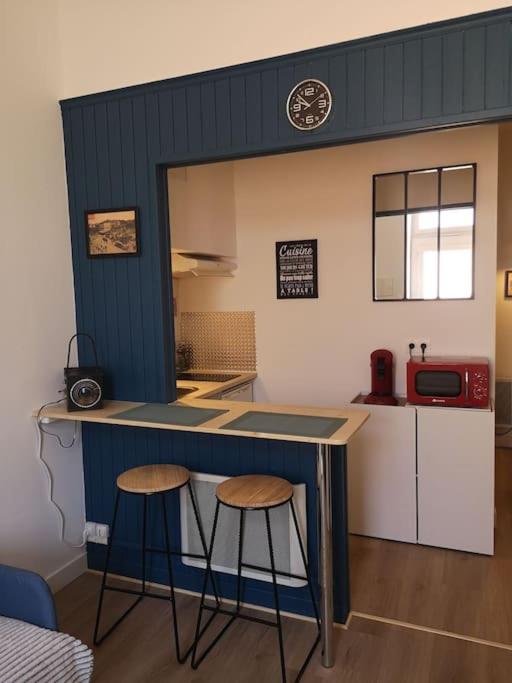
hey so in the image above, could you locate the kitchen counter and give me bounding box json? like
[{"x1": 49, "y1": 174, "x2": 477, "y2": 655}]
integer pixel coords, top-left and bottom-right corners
[
  {"x1": 37, "y1": 397, "x2": 367, "y2": 446},
  {"x1": 35, "y1": 397, "x2": 368, "y2": 669},
  {"x1": 176, "y1": 369, "x2": 256, "y2": 399}
]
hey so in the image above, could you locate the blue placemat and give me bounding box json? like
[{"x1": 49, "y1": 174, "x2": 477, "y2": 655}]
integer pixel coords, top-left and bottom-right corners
[
  {"x1": 111, "y1": 403, "x2": 228, "y2": 427},
  {"x1": 221, "y1": 411, "x2": 347, "y2": 438}
]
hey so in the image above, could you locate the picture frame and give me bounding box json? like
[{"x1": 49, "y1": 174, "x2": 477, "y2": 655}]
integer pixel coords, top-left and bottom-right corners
[
  {"x1": 85, "y1": 207, "x2": 139, "y2": 258},
  {"x1": 505, "y1": 270, "x2": 512, "y2": 298}
]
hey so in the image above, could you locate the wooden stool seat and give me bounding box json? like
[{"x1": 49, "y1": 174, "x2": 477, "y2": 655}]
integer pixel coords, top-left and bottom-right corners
[
  {"x1": 216, "y1": 474, "x2": 293, "y2": 509},
  {"x1": 117, "y1": 464, "x2": 189, "y2": 494}
]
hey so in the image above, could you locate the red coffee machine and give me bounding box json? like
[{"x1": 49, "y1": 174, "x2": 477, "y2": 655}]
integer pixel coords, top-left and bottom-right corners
[{"x1": 364, "y1": 349, "x2": 398, "y2": 406}]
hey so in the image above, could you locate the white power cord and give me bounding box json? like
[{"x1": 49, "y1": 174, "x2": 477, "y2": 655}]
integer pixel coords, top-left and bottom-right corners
[{"x1": 36, "y1": 398, "x2": 88, "y2": 548}]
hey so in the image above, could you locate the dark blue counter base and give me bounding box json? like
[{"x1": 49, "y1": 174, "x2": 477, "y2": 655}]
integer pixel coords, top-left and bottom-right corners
[{"x1": 83, "y1": 423, "x2": 349, "y2": 622}]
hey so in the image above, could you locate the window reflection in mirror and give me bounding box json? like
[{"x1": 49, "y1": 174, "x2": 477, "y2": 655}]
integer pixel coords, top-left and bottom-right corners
[
  {"x1": 374, "y1": 215, "x2": 405, "y2": 299},
  {"x1": 406, "y1": 211, "x2": 439, "y2": 299},
  {"x1": 439, "y1": 207, "x2": 474, "y2": 299},
  {"x1": 373, "y1": 164, "x2": 475, "y2": 301}
]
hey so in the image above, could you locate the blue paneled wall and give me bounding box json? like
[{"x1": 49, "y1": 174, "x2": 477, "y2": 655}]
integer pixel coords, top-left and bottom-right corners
[{"x1": 60, "y1": 8, "x2": 512, "y2": 622}]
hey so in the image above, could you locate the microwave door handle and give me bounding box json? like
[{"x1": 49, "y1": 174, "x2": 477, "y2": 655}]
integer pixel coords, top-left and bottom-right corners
[{"x1": 464, "y1": 370, "x2": 469, "y2": 400}]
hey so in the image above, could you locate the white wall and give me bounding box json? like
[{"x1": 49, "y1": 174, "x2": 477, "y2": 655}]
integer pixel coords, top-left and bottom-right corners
[
  {"x1": 57, "y1": 0, "x2": 512, "y2": 99},
  {"x1": 0, "y1": 1, "x2": 85, "y2": 590},
  {"x1": 179, "y1": 126, "x2": 498, "y2": 407}
]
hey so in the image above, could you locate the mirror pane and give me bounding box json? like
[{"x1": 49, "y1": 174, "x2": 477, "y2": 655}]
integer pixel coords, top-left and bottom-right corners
[
  {"x1": 374, "y1": 215, "x2": 405, "y2": 300},
  {"x1": 375, "y1": 174, "x2": 405, "y2": 213},
  {"x1": 439, "y1": 207, "x2": 474, "y2": 299},
  {"x1": 406, "y1": 211, "x2": 439, "y2": 299},
  {"x1": 441, "y1": 165, "x2": 474, "y2": 205},
  {"x1": 407, "y1": 169, "x2": 438, "y2": 209}
]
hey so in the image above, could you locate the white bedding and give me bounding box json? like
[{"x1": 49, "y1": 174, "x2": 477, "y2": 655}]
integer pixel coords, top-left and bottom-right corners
[{"x1": 0, "y1": 616, "x2": 93, "y2": 682}]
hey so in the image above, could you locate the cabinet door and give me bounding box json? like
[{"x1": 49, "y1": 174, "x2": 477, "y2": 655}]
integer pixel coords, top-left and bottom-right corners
[
  {"x1": 417, "y1": 407, "x2": 494, "y2": 555},
  {"x1": 347, "y1": 403, "x2": 417, "y2": 543}
]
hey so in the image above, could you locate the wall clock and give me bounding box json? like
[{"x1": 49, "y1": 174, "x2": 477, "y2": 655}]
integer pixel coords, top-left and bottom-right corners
[{"x1": 286, "y1": 79, "x2": 332, "y2": 131}]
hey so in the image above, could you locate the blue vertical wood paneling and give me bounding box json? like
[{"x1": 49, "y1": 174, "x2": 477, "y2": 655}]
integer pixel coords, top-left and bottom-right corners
[
  {"x1": 463, "y1": 26, "x2": 486, "y2": 112},
  {"x1": 172, "y1": 87, "x2": 188, "y2": 155},
  {"x1": 422, "y1": 36, "x2": 443, "y2": 118},
  {"x1": 365, "y1": 47, "x2": 384, "y2": 127},
  {"x1": 403, "y1": 39, "x2": 422, "y2": 121},
  {"x1": 346, "y1": 50, "x2": 365, "y2": 129},
  {"x1": 442, "y1": 32, "x2": 464, "y2": 114},
  {"x1": 245, "y1": 72, "x2": 262, "y2": 145},
  {"x1": 485, "y1": 22, "x2": 511, "y2": 109},
  {"x1": 384, "y1": 43, "x2": 403, "y2": 123},
  {"x1": 229, "y1": 76, "x2": 246, "y2": 148},
  {"x1": 215, "y1": 79, "x2": 231, "y2": 150},
  {"x1": 61, "y1": 7, "x2": 512, "y2": 624}
]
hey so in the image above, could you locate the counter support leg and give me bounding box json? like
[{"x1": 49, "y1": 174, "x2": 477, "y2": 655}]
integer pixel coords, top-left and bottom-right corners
[{"x1": 317, "y1": 443, "x2": 334, "y2": 668}]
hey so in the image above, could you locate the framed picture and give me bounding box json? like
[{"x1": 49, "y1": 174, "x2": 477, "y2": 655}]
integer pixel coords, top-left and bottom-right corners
[
  {"x1": 85, "y1": 207, "x2": 139, "y2": 257},
  {"x1": 276, "y1": 239, "x2": 318, "y2": 299},
  {"x1": 505, "y1": 271, "x2": 512, "y2": 298}
]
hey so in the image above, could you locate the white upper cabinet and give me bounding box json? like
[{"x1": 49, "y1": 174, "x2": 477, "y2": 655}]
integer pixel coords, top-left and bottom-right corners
[{"x1": 168, "y1": 162, "x2": 237, "y2": 259}]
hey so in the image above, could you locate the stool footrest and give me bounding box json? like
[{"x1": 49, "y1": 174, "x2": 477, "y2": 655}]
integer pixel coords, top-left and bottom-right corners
[
  {"x1": 203, "y1": 603, "x2": 277, "y2": 629},
  {"x1": 240, "y1": 562, "x2": 308, "y2": 582},
  {"x1": 104, "y1": 585, "x2": 173, "y2": 602}
]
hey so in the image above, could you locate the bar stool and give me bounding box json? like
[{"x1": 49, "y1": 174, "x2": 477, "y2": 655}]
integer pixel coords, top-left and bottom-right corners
[
  {"x1": 191, "y1": 474, "x2": 320, "y2": 682},
  {"x1": 93, "y1": 463, "x2": 218, "y2": 662}
]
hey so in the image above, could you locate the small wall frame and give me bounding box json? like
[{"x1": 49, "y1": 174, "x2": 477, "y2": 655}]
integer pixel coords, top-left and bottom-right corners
[{"x1": 85, "y1": 207, "x2": 139, "y2": 257}]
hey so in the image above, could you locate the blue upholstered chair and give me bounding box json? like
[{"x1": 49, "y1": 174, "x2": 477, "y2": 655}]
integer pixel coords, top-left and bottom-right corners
[{"x1": 0, "y1": 563, "x2": 58, "y2": 630}]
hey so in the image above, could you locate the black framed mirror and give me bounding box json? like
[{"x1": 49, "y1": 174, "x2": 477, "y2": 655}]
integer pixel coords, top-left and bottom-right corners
[{"x1": 373, "y1": 164, "x2": 476, "y2": 301}]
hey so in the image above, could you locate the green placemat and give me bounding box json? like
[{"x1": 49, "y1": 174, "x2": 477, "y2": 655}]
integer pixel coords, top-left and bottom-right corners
[
  {"x1": 221, "y1": 411, "x2": 347, "y2": 438},
  {"x1": 111, "y1": 403, "x2": 228, "y2": 427}
]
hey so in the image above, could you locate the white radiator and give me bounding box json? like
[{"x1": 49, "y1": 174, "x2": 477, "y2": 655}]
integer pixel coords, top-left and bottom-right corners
[{"x1": 180, "y1": 472, "x2": 307, "y2": 587}]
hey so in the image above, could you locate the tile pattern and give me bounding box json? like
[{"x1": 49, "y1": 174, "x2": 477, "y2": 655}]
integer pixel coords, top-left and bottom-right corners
[{"x1": 180, "y1": 311, "x2": 256, "y2": 371}]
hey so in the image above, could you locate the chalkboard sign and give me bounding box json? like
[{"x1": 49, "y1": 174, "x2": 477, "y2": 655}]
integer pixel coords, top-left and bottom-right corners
[{"x1": 276, "y1": 239, "x2": 318, "y2": 299}]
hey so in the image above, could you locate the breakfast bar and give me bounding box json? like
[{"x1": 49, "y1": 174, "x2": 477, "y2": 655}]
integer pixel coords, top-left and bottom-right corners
[{"x1": 38, "y1": 398, "x2": 368, "y2": 668}]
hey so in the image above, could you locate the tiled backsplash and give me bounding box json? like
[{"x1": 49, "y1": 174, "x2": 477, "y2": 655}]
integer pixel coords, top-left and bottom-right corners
[{"x1": 180, "y1": 311, "x2": 256, "y2": 371}]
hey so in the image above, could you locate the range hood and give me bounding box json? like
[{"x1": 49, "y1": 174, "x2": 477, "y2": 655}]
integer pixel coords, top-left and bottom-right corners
[{"x1": 171, "y1": 251, "x2": 237, "y2": 278}]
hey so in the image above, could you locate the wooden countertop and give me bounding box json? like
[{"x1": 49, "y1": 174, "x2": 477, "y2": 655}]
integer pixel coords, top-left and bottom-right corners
[
  {"x1": 36, "y1": 397, "x2": 369, "y2": 446},
  {"x1": 177, "y1": 370, "x2": 257, "y2": 399}
]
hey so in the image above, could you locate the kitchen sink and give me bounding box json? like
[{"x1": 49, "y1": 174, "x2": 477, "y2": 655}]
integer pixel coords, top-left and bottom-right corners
[
  {"x1": 176, "y1": 386, "x2": 199, "y2": 398},
  {"x1": 176, "y1": 372, "x2": 241, "y2": 382}
]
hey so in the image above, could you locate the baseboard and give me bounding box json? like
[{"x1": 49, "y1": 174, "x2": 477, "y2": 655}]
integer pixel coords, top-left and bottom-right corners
[
  {"x1": 86, "y1": 569, "x2": 349, "y2": 630},
  {"x1": 46, "y1": 552, "x2": 88, "y2": 593}
]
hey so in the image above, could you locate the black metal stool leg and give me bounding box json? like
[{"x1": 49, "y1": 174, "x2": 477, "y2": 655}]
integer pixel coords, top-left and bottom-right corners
[
  {"x1": 93, "y1": 489, "x2": 142, "y2": 645},
  {"x1": 289, "y1": 499, "x2": 320, "y2": 682},
  {"x1": 265, "y1": 508, "x2": 287, "y2": 683},
  {"x1": 192, "y1": 499, "x2": 234, "y2": 669},
  {"x1": 161, "y1": 491, "x2": 186, "y2": 663},
  {"x1": 236, "y1": 509, "x2": 245, "y2": 613},
  {"x1": 187, "y1": 481, "x2": 221, "y2": 607},
  {"x1": 141, "y1": 494, "x2": 147, "y2": 593}
]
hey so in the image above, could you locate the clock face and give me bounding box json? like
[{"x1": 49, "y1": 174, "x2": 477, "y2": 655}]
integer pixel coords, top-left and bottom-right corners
[{"x1": 286, "y1": 79, "x2": 332, "y2": 131}]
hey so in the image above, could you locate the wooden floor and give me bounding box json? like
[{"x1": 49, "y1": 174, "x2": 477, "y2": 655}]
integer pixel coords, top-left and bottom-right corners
[
  {"x1": 56, "y1": 573, "x2": 512, "y2": 682},
  {"x1": 350, "y1": 448, "x2": 512, "y2": 645},
  {"x1": 55, "y1": 448, "x2": 512, "y2": 681}
]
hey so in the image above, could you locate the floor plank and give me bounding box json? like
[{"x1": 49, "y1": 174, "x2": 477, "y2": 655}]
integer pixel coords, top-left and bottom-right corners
[
  {"x1": 349, "y1": 448, "x2": 512, "y2": 644},
  {"x1": 56, "y1": 573, "x2": 512, "y2": 682}
]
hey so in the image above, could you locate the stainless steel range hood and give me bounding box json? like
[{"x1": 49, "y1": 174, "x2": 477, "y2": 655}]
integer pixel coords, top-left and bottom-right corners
[{"x1": 171, "y1": 251, "x2": 237, "y2": 278}]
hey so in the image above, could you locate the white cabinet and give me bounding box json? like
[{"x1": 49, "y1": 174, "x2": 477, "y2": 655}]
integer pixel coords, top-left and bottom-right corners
[
  {"x1": 417, "y1": 406, "x2": 494, "y2": 555},
  {"x1": 348, "y1": 400, "x2": 417, "y2": 543},
  {"x1": 168, "y1": 163, "x2": 236, "y2": 259}
]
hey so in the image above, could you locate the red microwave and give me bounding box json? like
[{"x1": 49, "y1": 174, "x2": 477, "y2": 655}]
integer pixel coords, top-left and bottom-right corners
[{"x1": 407, "y1": 356, "x2": 489, "y2": 409}]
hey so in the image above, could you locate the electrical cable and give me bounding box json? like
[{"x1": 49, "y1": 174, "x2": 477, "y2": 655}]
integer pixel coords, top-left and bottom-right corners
[{"x1": 36, "y1": 398, "x2": 87, "y2": 548}]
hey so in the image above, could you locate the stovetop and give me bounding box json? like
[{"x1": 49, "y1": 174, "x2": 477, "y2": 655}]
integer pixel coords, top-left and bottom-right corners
[{"x1": 176, "y1": 372, "x2": 241, "y2": 383}]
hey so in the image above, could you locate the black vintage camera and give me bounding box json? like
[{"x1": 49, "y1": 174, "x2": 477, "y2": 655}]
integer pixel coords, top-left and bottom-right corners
[{"x1": 64, "y1": 333, "x2": 104, "y2": 411}]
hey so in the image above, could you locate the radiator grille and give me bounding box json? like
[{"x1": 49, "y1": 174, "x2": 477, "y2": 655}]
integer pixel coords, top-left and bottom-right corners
[{"x1": 180, "y1": 473, "x2": 307, "y2": 587}]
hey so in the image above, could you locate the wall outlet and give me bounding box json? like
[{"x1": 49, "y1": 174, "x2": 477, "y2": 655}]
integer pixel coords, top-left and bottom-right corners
[
  {"x1": 85, "y1": 521, "x2": 109, "y2": 545},
  {"x1": 408, "y1": 340, "x2": 431, "y2": 356}
]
